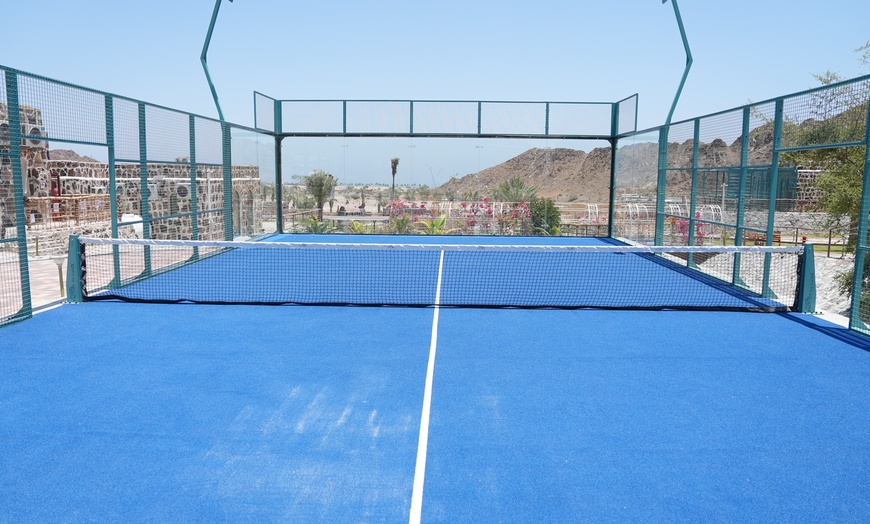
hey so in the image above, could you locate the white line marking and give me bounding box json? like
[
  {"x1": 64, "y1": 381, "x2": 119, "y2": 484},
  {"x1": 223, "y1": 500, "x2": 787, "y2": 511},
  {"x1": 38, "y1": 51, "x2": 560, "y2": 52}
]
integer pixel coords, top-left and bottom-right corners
[{"x1": 409, "y1": 250, "x2": 445, "y2": 524}]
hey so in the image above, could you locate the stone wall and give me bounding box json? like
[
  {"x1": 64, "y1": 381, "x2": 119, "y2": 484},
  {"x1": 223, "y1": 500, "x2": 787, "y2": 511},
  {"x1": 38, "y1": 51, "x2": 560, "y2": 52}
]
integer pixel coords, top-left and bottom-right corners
[
  {"x1": 2, "y1": 103, "x2": 265, "y2": 245},
  {"x1": 796, "y1": 170, "x2": 823, "y2": 208}
]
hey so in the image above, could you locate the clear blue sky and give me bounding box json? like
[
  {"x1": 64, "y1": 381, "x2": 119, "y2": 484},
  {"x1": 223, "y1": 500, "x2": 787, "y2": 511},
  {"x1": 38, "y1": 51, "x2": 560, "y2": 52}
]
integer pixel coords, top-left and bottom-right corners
[{"x1": 2, "y1": 0, "x2": 868, "y2": 185}]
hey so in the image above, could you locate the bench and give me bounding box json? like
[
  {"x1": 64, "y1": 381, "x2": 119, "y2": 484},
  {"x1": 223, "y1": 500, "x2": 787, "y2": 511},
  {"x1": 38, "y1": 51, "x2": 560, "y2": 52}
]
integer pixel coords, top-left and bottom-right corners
[{"x1": 743, "y1": 230, "x2": 781, "y2": 245}]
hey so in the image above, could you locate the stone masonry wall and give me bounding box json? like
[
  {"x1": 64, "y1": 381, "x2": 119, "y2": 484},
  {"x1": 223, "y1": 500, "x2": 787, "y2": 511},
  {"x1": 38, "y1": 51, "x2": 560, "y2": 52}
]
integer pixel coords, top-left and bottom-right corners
[{"x1": 2, "y1": 104, "x2": 264, "y2": 247}]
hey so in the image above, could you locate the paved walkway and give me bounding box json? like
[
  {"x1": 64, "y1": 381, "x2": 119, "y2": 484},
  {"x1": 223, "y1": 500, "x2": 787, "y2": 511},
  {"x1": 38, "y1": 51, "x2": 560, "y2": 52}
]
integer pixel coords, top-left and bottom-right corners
[{"x1": 28, "y1": 256, "x2": 68, "y2": 310}]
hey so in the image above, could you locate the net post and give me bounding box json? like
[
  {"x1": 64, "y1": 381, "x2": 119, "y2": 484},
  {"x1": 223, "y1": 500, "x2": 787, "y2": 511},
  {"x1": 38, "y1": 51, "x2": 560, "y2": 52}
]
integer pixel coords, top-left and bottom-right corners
[
  {"x1": 66, "y1": 235, "x2": 84, "y2": 303},
  {"x1": 796, "y1": 244, "x2": 816, "y2": 313}
]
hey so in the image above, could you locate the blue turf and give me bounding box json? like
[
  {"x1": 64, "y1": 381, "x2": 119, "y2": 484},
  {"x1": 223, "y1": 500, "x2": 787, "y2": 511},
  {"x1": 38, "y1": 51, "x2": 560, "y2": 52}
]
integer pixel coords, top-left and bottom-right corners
[
  {"x1": 0, "y1": 303, "x2": 431, "y2": 522},
  {"x1": 423, "y1": 308, "x2": 870, "y2": 522},
  {"x1": 2, "y1": 302, "x2": 870, "y2": 521}
]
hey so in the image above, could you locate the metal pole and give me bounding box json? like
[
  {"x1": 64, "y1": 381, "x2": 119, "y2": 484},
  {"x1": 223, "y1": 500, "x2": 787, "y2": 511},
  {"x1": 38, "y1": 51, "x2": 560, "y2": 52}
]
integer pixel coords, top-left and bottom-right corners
[
  {"x1": 662, "y1": 0, "x2": 693, "y2": 128},
  {"x1": 201, "y1": 0, "x2": 233, "y2": 121}
]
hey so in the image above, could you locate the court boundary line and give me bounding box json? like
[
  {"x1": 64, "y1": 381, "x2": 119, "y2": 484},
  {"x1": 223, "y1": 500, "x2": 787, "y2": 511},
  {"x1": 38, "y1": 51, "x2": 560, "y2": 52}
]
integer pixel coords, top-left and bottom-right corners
[{"x1": 409, "y1": 250, "x2": 445, "y2": 523}]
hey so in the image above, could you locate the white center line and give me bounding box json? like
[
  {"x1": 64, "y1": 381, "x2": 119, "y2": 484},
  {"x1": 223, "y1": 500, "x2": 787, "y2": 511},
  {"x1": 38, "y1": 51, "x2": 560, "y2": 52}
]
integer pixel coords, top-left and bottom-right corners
[{"x1": 409, "y1": 250, "x2": 445, "y2": 524}]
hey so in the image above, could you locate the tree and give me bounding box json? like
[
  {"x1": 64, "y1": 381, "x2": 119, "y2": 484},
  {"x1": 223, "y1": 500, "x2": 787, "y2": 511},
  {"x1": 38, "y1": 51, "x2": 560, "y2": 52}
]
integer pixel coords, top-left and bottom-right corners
[
  {"x1": 389, "y1": 214, "x2": 412, "y2": 234},
  {"x1": 299, "y1": 170, "x2": 337, "y2": 221},
  {"x1": 492, "y1": 176, "x2": 539, "y2": 203},
  {"x1": 300, "y1": 216, "x2": 336, "y2": 233},
  {"x1": 529, "y1": 197, "x2": 561, "y2": 236},
  {"x1": 858, "y1": 41, "x2": 870, "y2": 69},
  {"x1": 375, "y1": 188, "x2": 389, "y2": 213},
  {"x1": 782, "y1": 65, "x2": 867, "y2": 250},
  {"x1": 390, "y1": 158, "x2": 400, "y2": 200},
  {"x1": 783, "y1": 41, "x2": 869, "y2": 319},
  {"x1": 461, "y1": 190, "x2": 481, "y2": 202}
]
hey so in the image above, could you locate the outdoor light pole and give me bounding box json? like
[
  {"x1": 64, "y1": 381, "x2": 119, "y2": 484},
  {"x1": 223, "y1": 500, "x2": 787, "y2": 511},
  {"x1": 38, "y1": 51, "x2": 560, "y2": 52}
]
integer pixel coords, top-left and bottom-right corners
[
  {"x1": 662, "y1": 0, "x2": 692, "y2": 127},
  {"x1": 202, "y1": 0, "x2": 233, "y2": 121},
  {"x1": 655, "y1": 0, "x2": 693, "y2": 244}
]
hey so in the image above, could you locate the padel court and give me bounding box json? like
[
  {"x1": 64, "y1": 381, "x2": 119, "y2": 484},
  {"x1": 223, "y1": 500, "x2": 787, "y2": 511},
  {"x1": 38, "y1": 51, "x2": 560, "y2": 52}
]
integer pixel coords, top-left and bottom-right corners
[{"x1": 2, "y1": 235, "x2": 869, "y2": 522}]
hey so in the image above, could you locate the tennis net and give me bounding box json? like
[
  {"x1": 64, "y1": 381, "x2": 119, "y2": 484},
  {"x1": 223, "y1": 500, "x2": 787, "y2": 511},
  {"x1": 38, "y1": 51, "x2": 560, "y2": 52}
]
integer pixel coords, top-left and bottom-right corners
[{"x1": 67, "y1": 237, "x2": 812, "y2": 312}]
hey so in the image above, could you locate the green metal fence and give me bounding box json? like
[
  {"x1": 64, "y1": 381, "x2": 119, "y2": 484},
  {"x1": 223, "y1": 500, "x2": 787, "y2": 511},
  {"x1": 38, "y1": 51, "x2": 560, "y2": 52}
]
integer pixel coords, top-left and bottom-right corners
[
  {"x1": 0, "y1": 65, "x2": 274, "y2": 327},
  {"x1": 615, "y1": 73, "x2": 870, "y2": 333},
  {"x1": 3, "y1": 63, "x2": 870, "y2": 335},
  {"x1": 255, "y1": 96, "x2": 636, "y2": 139}
]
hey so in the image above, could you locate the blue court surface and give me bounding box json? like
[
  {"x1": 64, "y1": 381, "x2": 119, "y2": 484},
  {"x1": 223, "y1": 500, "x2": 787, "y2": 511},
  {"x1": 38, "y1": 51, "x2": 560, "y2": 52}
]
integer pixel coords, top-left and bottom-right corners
[{"x1": 2, "y1": 236, "x2": 870, "y2": 522}]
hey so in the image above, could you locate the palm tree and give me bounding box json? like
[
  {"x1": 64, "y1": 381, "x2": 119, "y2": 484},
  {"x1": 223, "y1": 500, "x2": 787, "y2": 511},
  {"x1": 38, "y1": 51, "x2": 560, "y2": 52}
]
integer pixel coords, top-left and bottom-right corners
[
  {"x1": 300, "y1": 216, "x2": 336, "y2": 233},
  {"x1": 390, "y1": 158, "x2": 400, "y2": 200},
  {"x1": 416, "y1": 215, "x2": 452, "y2": 235},
  {"x1": 375, "y1": 189, "x2": 389, "y2": 213},
  {"x1": 301, "y1": 170, "x2": 337, "y2": 221},
  {"x1": 389, "y1": 214, "x2": 412, "y2": 234},
  {"x1": 461, "y1": 190, "x2": 481, "y2": 202},
  {"x1": 492, "y1": 176, "x2": 539, "y2": 203}
]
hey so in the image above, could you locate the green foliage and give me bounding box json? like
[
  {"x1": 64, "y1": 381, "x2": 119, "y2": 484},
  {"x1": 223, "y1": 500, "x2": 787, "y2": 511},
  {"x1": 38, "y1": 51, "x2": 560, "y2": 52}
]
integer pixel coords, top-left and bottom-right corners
[
  {"x1": 529, "y1": 197, "x2": 561, "y2": 235},
  {"x1": 857, "y1": 40, "x2": 870, "y2": 69},
  {"x1": 415, "y1": 215, "x2": 452, "y2": 235},
  {"x1": 403, "y1": 186, "x2": 419, "y2": 201},
  {"x1": 783, "y1": 43, "x2": 870, "y2": 320},
  {"x1": 492, "y1": 176, "x2": 538, "y2": 203},
  {"x1": 298, "y1": 170, "x2": 337, "y2": 221},
  {"x1": 460, "y1": 190, "x2": 481, "y2": 202},
  {"x1": 781, "y1": 67, "x2": 866, "y2": 251},
  {"x1": 389, "y1": 214, "x2": 412, "y2": 234},
  {"x1": 292, "y1": 194, "x2": 316, "y2": 210},
  {"x1": 300, "y1": 217, "x2": 336, "y2": 233},
  {"x1": 346, "y1": 220, "x2": 366, "y2": 234}
]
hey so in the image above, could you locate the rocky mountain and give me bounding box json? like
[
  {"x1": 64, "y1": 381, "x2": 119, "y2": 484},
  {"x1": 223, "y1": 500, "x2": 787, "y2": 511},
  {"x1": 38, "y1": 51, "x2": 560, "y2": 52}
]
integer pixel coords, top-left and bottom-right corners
[
  {"x1": 438, "y1": 122, "x2": 779, "y2": 203},
  {"x1": 48, "y1": 149, "x2": 100, "y2": 162},
  {"x1": 439, "y1": 147, "x2": 611, "y2": 202}
]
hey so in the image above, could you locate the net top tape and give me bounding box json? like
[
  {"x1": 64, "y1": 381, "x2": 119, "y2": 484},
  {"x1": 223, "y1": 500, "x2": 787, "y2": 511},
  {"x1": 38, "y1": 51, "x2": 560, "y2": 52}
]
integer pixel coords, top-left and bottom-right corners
[{"x1": 77, "y1": 237, "x2": 806, "y2": 254}]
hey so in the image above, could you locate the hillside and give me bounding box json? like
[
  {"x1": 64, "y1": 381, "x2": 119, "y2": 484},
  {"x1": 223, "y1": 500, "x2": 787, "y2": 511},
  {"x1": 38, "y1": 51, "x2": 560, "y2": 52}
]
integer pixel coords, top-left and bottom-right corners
[
  {"x1": 48, "y1": 149, "x2": 100, "y2": 162},
  {"x1": 438, "y1": 123, "x2": 778, "y2": 202}
]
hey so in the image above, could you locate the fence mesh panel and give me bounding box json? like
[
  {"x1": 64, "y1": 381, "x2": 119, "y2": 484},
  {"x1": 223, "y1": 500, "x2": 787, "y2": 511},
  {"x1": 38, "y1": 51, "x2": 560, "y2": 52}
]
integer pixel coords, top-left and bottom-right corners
[
  {"x1": 781, "y1": 78, "x2": 870, "y2": 150},
  {"x1": 282, "y1": 101, "x2": 344, "y2": 134},
  {"x1": 413, "y1": 101, "x2": 479, "y2": 135},
  {"x1": 618, "y1": 95, "x2": 638, "y2": 135},
  {"x1": 144, "y1": 106, "x2": 190, "y2": 163},
  {"x1": 480, "y1": 102, "x2": 546, "y2": 136},
  {"x1": 17, "y1": 74, "x2": 106, "y2": 146},
  {"x1": 254, "y1": 92, "x2": 275, "y2": 132},
  {"x1": 113, "y1": 98, "x2": 141, "y2": 161},
  {"x1": 548, "y1": 103, "x2": 612, "y2": 137},
  {"x1": 697, "y1": 109, "x2": 744, "y2": 169}
]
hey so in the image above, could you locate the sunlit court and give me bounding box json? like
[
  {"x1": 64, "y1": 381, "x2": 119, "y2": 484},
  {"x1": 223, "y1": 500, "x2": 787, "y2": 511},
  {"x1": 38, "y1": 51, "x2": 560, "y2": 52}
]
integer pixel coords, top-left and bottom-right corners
[{"x1": 2, "y1": 1, "x2": 870, "y2": 522}]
